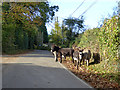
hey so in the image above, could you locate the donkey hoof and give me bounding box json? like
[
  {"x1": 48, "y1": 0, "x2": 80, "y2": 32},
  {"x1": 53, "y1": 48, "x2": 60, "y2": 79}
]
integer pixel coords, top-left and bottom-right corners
[{"x1": 55, "y1": 59, "x2": 58, "y2": 62}]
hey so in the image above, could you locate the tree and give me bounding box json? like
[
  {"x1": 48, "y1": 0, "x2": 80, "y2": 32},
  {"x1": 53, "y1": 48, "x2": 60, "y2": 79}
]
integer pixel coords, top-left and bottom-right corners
[
  {"x1": 50, "y1": 17, "x2": 63, "y2": 46},
  {"x1": 63, "y1": 17, "x2": 84, "y2": 47},
  {"x1": 2, "y1": 2, "x2": 59, "y2": 53}
]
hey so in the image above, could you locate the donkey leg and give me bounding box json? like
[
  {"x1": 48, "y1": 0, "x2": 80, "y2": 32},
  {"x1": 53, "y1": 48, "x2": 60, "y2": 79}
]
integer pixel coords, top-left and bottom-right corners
[
  {"x1": 83, "y1": 59, "x2": 85, "y2": 65},
  {"x1": 72, "y1": 55, "x2": 74, "y2": 63},
  {"x1": 86, "y1": 59, "x2": 89, "y2": 66},
  {"x1": 77, "y1": 59, "x2": 79, "y2": 70},
  {"x1": 64, "y1": 55, "x2": 66, "y2": 60},
  {"x1": 80, "y1": 59, "x2": 82, "y2": 67},
  {"x1": 56, "y1": 52, "x2": 58, "y2": 62},
  {"x1": 53, "y1": 51, "x2": 58, "y2": 62},
  {"x1": 60, "y1": 53, "x2": 62, "y2": 63}
]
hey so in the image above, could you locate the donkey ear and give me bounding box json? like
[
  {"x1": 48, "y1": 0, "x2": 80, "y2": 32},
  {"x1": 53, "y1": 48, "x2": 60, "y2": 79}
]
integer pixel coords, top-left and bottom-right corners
[{"x1": 81, "y1": 49, "x2": 84, "y2": 51}]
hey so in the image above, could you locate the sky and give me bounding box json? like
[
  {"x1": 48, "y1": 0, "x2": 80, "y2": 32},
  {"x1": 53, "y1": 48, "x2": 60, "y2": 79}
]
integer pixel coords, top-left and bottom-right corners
[{"x1": 46, "y1": 0, "x2": 119, "y2": 34}]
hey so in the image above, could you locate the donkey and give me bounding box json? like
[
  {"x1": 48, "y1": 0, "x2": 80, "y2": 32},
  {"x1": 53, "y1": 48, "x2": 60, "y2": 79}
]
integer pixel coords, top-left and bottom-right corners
[
  {"x1": 73, "y1": 47, "x2": 83, "y2": 69},
  {"x1": 51, "y1": 44, "x2": 74, "y2": 63},
  {"x1": 79, "y1": 48, "x2": 91, "y2": 66}
]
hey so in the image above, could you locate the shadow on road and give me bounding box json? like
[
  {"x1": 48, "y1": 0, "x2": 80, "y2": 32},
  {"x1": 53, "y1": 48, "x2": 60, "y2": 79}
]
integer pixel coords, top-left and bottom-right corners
[{"x1": 2, "y1": 63, "x2": 92, "y2": 88}]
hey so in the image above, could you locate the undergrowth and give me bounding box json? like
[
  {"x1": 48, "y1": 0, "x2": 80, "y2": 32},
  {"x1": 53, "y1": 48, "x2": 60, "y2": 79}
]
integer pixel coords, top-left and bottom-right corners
[{"x1": 85, "y1": 59, "x2": 119, "y2": 84}]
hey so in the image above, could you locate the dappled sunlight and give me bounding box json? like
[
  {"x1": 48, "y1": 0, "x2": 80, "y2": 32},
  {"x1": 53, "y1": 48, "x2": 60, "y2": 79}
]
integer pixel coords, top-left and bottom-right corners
[
  {"x1": 2, "y1": 57, "x2": 18, "y2": 64},
  {"x1": 2, "y1": 50, "x2": 65, "y2": 69},
  {"x1": 19, "y1": 50, "x2": 54, "y2": 58}
]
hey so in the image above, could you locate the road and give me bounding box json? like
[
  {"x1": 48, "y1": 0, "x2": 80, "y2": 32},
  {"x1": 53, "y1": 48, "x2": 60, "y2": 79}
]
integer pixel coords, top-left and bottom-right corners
[{"x1": 2, "y1": 50, "x2": 93, "y2": 88}]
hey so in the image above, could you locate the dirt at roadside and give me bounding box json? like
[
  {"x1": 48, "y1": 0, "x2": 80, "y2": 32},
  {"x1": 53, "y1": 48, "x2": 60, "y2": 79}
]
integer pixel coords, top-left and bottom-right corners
[{"x1": 61, "y1": 60, "x2": 120, "y2": 88}]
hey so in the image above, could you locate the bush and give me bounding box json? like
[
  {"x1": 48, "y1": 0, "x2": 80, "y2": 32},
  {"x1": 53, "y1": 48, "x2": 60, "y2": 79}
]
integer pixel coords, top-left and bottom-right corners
[
  {"x1": 75, "y1": 15, "x2": 120, "y2": 84},
  {"x1": 99, "y1": 16, "x2": 119, "y2": 61}
]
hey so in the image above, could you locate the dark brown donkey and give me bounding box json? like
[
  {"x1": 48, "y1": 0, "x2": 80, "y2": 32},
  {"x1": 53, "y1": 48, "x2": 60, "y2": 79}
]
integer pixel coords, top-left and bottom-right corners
[{"x1": 51, "y1": 44, "x2": 74, "y2": 63}]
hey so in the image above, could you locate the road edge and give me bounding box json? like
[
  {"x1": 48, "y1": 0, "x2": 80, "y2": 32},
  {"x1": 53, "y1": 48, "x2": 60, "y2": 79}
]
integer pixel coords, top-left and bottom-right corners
[{"x1": 58, "y1": 62, "x2": 94, "y2": 89}]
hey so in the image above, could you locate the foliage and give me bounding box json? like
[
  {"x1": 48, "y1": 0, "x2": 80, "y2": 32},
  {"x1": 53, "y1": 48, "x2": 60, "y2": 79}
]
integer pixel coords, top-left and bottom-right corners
[
  {"x1": 63, "y1": 17, "x2": 84, "y2": 47},
  {"x1": 2, "y1": 2, "x2": 59, "y2": 54},
  {"x1": 50, "y1": 17, "x2": 84, "y2": 48},
  {"x1": 78, "y1": 28, "x2": 99, "y2": 52},
  {"x1": 77, "y1": 15, "x2": 119, "y2": 60},
  {"x1": 75, "y1": 3, "x2": 120, "y2": 84},
  {"x1": 49, "y1": 18, "x2": 63, "y2": 46},
  {"x1": 99, "y1": 16, "x2": 119, "y2": 61},
  {"x1": 63, "y1": 17, "x2": 84, "y2": 34},
  {"x1": 76, "y1": 15, "x2": 119, "y2": 84}
]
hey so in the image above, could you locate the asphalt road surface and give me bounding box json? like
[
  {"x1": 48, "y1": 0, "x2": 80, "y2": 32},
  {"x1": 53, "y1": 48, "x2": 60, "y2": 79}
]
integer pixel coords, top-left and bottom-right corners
[{"x1": 3, "y1": 50, "x2": 93, "y2": 88}]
